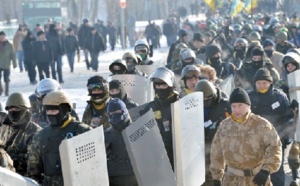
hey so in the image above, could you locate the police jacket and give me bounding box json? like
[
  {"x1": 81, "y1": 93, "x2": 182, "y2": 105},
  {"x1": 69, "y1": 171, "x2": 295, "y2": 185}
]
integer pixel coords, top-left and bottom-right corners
[
  {"x1": 204, "y1": 88, "x2": 231, "y2": 144},
  {"x1": 0, "y1": 112, "x2": 41, "y2": 174},
  {"x1": 27, "y1": 118, "x2": 92, "y2": 185},
  {"x1": 248, "y1": 86, "x2": 294, "y2": 143},
  {"x1": 105, "y1": 125, "x2": 135, "y2": 178},
  {"x1": 140, "y1": 94, "x2": 179, "y2": 168}
]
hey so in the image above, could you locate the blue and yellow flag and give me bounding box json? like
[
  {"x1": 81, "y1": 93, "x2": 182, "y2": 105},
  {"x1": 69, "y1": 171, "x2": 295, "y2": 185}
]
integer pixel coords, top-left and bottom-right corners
[
  {"x1": 245, "y1": 0, "x2": 258, "y2": 13},
  {"x1": 230, "y1": 0, "x2": 245, "y2": 16},
  {"x1": 204, "y1": 0, "x2": 216, "y2": 11},
  {"x1": 216, "y1": 0, "x2": 222, "y2": 8}
]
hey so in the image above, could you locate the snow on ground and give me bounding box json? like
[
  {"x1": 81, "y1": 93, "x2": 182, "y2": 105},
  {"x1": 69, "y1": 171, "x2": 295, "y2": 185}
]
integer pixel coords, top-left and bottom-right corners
[{"x1": 0, "y1": 45, "x2": 169, "y2": 120}]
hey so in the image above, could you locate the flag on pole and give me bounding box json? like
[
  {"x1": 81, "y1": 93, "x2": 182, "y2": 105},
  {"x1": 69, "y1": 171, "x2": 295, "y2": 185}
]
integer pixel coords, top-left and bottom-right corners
[
  {"x1": 204, "y1": 0, "x2": 216, "y2": 11},
  {"x1": 245, "y1": 0, "x2": 258, "y2": 13},
  {"x1": 230, "y1": 0, "x2": 245, "y2": 16}
]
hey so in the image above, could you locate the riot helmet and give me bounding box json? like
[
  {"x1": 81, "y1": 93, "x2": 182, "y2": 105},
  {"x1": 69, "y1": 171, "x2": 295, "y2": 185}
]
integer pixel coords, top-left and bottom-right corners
[
  {"x1": 134, "y1": 40, "x2": 150, "y2": 61},
  {"x1": 43, "y1": 90, "x2": 73, "y2": 127},
  {"x1": 35, "y1": 78, "x2": 61, "y2": 99},
  {"x1": 109, "y1": 59, "x2": 127, "y2": 75},
  {"x1": 195, "y1": 80, "x2": 217, "y2": 107},
  {"x1": 5, "y1": 92, "x2": 31, "y2": 123}
]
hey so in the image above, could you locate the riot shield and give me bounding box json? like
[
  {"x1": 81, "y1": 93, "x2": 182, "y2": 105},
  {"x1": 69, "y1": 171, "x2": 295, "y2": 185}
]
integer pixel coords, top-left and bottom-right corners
[
  {"x1": 111, "y1": 74, "x2": 148, "y2": 105},
  {"x1": 122, "y1": 109, "x2": 177, "y2": 186},
  {"x1": 0, "y1": 167, "x2": 39, "y2": 186},
  {"x1": 288, "y1": 70, "x2": 300, "y2": 141},
  {"x1": 219, "y1": 74, "x2": 235, "y2": 97},
  {"x1": 136, "y1": 65, "x2": 158, "y2": 76},
  {"x1": 172, "y1": 92, "x2": 205, "y2": 186},
  {"x1": 128, "y1": 103, "x2": 147, "y2": 122},
  {"x1": 59, "y1": 126, "x2": 109, "y2": 186}
]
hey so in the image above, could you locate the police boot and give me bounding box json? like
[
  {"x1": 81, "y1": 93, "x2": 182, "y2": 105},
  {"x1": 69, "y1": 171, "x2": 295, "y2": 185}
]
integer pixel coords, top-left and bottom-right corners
[
  {"x1": 291, "y1": 169, "x2": 300, "y2": 186},
  {"x1": 0, "y1": 81, "x2": 3, "y2": 96},
  {"x1": 5, "y1": 82, "x2": 9, "y2": 96}
]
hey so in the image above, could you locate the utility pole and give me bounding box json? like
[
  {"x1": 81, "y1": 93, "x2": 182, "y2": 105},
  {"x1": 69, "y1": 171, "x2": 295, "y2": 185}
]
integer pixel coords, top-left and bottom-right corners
[{"x1": 120, "y1": 0, "x2": 126, "y2": 49}]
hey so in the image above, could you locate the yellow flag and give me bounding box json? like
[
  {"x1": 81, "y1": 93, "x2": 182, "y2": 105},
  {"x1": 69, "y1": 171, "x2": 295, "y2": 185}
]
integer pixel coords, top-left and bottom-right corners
[
  {"x1": 230, "y1": 0, "x2": 245, "y2": 17},
  {"x1": 204, "y1": 0, "x2": 215, "y2": 11}
]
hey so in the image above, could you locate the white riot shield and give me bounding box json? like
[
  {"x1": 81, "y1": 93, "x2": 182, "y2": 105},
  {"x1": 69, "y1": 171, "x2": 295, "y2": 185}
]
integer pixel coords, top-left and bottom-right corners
[
  {"x1": 219, "y1": 75, "x2": 235, "y2": 97},
  {"x1": 111, "y1": 74, "x2": 148, "y2": 105},
  {"x1": 288, "y1": 70, "x2": 300, "y2": 141},
  {"x1": 0, "y1": 167, "x2": 39, "y2": 186},
  {"x1": 59, "y1": 126, "x2": 109, "y2": 186},
  {"x1": 136, "y1": 65, "x2": 158, "y2": 76},
  {"x1": 122, "y1": 109, "x2": 177, "y2": 186},
  {"x1": 172, "y1": 92, "x2": 205, "y2": 186},
  {"x1": 128, "y1": 103, "x2": 147, "y2": 122}
]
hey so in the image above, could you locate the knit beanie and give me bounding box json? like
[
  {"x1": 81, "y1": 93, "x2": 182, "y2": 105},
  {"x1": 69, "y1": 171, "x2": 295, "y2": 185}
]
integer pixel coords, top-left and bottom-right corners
[
  {"x1": 253, "y1": 68, "x2": 273, "y2": 83},
  {"x1": 205, "y1": 44, "x2": 221, "y2": 58},
  {"x1": 229, "y1": 88, "x2": 251, "y2": 105},
  {"x1": 109, "y1": 80, "x2": 126, "y2": 100},
  {"x1": 263, "y1": 39, "x2": 275, "y2": 48}
]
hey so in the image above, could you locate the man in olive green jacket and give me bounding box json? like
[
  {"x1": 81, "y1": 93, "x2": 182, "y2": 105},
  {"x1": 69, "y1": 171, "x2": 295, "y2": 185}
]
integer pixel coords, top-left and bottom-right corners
[{"x1": 0, "y1": 31, "x2": 17, "y2": 96}]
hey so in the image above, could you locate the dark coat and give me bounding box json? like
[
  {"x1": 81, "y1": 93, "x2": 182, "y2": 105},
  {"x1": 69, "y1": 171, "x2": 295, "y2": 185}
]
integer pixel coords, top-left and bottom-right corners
[
  {"x1": 32, "y1": 40, "x2": 53, "y2": 64},
  {"x1": 84, "y1": 32, "x2": 105, "y2": 53},
  {"x1": 46, "y1": 30, "x2": 65, "y2": 57},
  {"x1": 64, "y1": 35, "x2": 79, "y2": 53},
  {"x1": 78, "y1": 24, "x2": 92, "y2": 48},
  {"x1": 22, "y1": 33, "x2": 36, "y2": 62}
]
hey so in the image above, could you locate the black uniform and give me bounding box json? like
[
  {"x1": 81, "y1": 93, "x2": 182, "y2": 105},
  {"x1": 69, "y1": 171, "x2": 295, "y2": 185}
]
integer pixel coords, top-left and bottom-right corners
[
  {"x1": 105, "y1": 125, "x2": 138, "y2": 186},
  {"x1": 140, "y1": 94, "x2": 178, "y2": 168}
]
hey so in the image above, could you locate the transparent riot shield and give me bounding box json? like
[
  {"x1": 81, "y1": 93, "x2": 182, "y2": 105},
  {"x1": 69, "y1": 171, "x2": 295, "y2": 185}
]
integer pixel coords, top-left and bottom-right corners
[
  {"x1": 288, "y1": 70, "x2": 300, "y2": 141},
  {"x1": 59, "y1": 126, "x2": 109, "y2": 186},
  {"x1": 172, "y1": 92, "x2": 205, "y2": 186},
  {"x1": 128, "y1": 103, "x2": 147, "y2": 122},
  {"x1": 0, "y1": 167, "x2": 39, "y2": 186},
  {"x1": 219, "y1": 74, "x2": 235, "y2": 97},
  {"x1": 122, "y1": 109, "x2": 177, "y2": 186},
  {"x1": 136, "y1": 65, "x2": 158, "y2": 77},
  {"x1": 111, "y1": 74, "x2": 148, "y2": 105}
]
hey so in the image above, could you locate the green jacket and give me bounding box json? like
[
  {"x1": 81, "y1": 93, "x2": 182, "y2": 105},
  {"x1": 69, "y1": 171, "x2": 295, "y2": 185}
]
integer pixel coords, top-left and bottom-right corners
[{"x1": 0, "y1": 41, "x2": 17, "y2": 70}]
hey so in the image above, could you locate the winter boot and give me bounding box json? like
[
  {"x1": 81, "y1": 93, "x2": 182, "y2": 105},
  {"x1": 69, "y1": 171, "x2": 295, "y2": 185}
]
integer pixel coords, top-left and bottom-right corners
[
  {"x1": 5, "y1": 83, "x2": 9, "y2": 96},
  {"x1": 291, "y1": 168, "x2": 300, "y2": 186}
]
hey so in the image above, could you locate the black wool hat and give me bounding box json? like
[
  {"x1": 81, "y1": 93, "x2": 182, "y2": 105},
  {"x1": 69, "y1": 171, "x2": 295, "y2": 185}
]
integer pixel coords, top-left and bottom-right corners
[
  {"x1": 109, "y1": 80, "x2": 126, "y2": 99},
  {"x1": 205, "y1": 44, "x2": 221, "y2": 58},
  {"x1": 251, "y1": 46, "x2": 264, "y2": 57},
  {"x1": 193, "y1": 33, "x2": 203, "y2": 42},
  {"x1": 0, "y1": 31, "x2": 6, "y2": 36},
  {"x1": 37, "y1": 31, "x2": 45, "y2": 36},
  {"x1": 253, "y1": 68, "x2": 273, "y2": 83},
  {"x1": 229, "y1": 87, "x2": 251, "y2": 105}
]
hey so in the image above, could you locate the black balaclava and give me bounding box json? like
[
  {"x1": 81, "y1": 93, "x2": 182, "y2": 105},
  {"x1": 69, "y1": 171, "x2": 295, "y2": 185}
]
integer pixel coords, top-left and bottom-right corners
[
  {"x1": 251, "y1": 47, "x2": 264, "y2": 71},
  {"x1": 109, "y1": 80, "x2": 126, "y2": 100},
  {"x1": 45, "y1": 104, "x2": 70, "y2": 128}
]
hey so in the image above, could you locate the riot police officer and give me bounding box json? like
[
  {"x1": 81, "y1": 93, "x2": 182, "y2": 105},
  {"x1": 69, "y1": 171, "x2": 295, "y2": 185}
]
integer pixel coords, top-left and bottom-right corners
[
  {"x1": 27, "y1": 90, "x2": 92, "y2": 185},
  {"x1": 109, "y1": 79, "x2": 138, "y2": 110},
  {"x1": 0, "y1": 92, "x2": 41, "y2": 175},
  {"x1": 109, "y1": 59, "x2": 127, "y2": 75},
  {"x1": 35, "y1": 78, "x2": 79, "y2": 128},
  {"x1": 179, "y1": 65, "x2": 202, "y2": 98},
  {"x1": 105, "y1": 98, "x2": 138, "y2": 186},
  {"x1": 194, "y1": 80, "x2": 231, "y2": 186},
  {"x1": 140, "y1": 67, "x2": 179, "y2": 168},
  {"x1": 134, "y1": 40, "x2": 154, "y2": 65},
  {"x1": 82, "y1": 76, "x2": 111, "y2": 129}
]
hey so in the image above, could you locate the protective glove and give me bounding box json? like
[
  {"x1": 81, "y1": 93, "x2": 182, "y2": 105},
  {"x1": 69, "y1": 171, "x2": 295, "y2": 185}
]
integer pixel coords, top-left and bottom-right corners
[
  {"x1": 212, "y1": 180, "x2": 221, "y2": 186},
  {"x1": 252, "y1": 170, "x2": 270, "y2": 186},
  {"x1": 291, "y1": 99, "x2": 299, "y2": 112}
]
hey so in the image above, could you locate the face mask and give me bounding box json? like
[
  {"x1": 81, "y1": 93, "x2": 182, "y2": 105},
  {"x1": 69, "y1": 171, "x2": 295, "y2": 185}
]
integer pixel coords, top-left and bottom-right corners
[
  {"x1": 8, "y1": 110, "x2": 25, "y2": 123},
  {"x1": 109, "y1": 112, "x2": 129, "y2": 131},
  {"x1": 110, "y1": 92, "x2": 122, "y2": 99},
  {"x1": 138, "y1": 53, "x2": 147, "y2": 61},
  {"x1": 113, "y1": 70, "x2": 125, "y2": 74},
  {"x1": 264, "y1": 50, "x2": 273, "y2": 58},
  {"x1": 183, "y1": 60, "x2": 194, "y2": 67},
  {"x1": 209, "y1": 56, "x2": 221, "y2": 66},
  {"x1": 127, "y1": 64, "x2": 135, "y2": 72},
  {"x1": 155, "y1": 87, "x2": 173, "y2": 99},
  {"x1": 91, "y1": 93, "x2": 107, "y2": 103},
  {"x1": 251, "y1": 60, "x2": 263, "y2": 70},
  {"x1": 235, "y1": 49, "x2": 245, "y2": 59}
]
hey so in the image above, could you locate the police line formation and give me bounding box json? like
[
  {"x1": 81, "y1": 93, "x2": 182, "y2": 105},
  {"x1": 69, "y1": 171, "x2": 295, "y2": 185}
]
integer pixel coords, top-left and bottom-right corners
[{"x1": 2, "y1": 13, "x2": 300, "y2": 186}]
